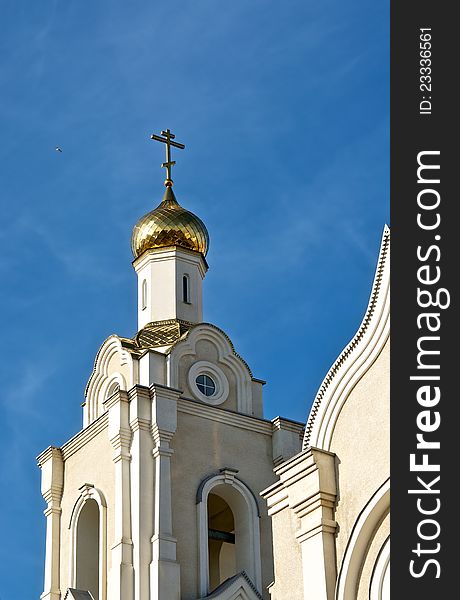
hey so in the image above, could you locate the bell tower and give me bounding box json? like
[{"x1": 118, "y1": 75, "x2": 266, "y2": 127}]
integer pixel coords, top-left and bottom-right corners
[{"x1": 37, "y1": 129, "x2": 304, "y2": 600}]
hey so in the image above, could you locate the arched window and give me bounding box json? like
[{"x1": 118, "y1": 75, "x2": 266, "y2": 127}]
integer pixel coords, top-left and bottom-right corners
[
  {"x1": 141, "y1": 279, "x2": 148, "y2": 310},
  {"x1": 197, "y1": 470, "x2": 262, "y2": 596},
  {"x1": 182, "y1": 274, "x2": 190, "y2": 303},
  {"x1": 76, "y1": 499, "x2": 100, "y2": 599},
  {"x1": 208, "y1": 493, "x2": 237, "y2": 591},
  {"x1": 69, "y1": 486, "x2": 107, "y2": 600}
]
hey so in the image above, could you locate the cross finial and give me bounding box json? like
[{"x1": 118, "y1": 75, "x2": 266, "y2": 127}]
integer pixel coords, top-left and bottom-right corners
[{"x1": 150, "y1": 128, "x2": 185, "y2": 187}]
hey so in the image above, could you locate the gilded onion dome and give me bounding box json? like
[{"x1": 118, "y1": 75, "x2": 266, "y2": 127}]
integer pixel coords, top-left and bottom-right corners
[{"x1": 131, "y1": 185, "x2": 209, "y2": 259}]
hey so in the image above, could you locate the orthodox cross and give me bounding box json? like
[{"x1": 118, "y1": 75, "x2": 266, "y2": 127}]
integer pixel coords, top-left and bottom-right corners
[{"x1": 150, "y1": 128, "x2": 185, "y2": 186}]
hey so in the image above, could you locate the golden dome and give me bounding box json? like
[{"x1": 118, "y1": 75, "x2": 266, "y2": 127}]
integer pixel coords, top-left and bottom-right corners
[{"x1": 131, "y1": 186, "x2": 209, "y2": 259}]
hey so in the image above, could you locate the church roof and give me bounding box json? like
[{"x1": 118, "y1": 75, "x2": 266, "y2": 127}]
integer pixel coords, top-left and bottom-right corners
[
  {"x1": 117, "y1": 320, "x2": 253, "y2": 378},
  {"x1": 134, "y1": 318, "x2": 194, "y2": 349},
  {"x1": 64, "y1": 590, "x2": 95, "y2": 600},
  {"x1": 203, "y1": 571, "x2": 263, "y2": 599}
]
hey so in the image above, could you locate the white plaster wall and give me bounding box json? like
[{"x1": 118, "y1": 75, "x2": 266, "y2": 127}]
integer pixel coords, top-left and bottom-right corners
[
  {"x1": 330, "y1": 338, "x2": 390, "y2": 573},
  {"x1": 269, "y1": 507, "x2": 303, "y2": 600},
  {"x1": 59, "y1": 426, "x2": 115, "y2": 593},
  {"x1": 178, "y1": 344, "x2": 239, "y2": 412},
  {"x1": 134, "y1": 248, "x2": 205, "y2": 329},
  {"x1": 174, "y1": 253, "x2": 204, "y2": 323},
  {"x1": 170, "y1": 410, "x2": 275, "y2": 600},
  {"x1": 106, "y1": 352, "x2": 130, "y2": 392},
  {"x1": 138, "y1": 351, "x2": 166, "y2": 387}
]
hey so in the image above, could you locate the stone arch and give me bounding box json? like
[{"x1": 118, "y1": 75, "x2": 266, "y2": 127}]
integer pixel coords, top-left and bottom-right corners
[
  {"x1": 196, "y1": 469, "x2": 262, "y2": 597},
  {"x1": 101, "y1": 374, "x2": 126, "y2": 406},
  {"x1": 336, "y1": 478, "x2": 390, "y2": 600},
  {"x1": 68, "y1": 485, "x2": 107, "y2": 600},
  {"x1": 369, "y1": 536, "x2": 390, "y2": 600}
]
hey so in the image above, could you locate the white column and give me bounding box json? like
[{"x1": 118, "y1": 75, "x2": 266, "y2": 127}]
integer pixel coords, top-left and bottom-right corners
[
  {"x1": 106, "y1": 390, "x2": 134, "y2": 600},
  {"x1": 262, "y1": 448, "x2": 338, "y2": 600},
  {"x1": 149, "y1": 384, "x2": 181, "y2": 600},
  {"x1": 129, "y1": 385, "x2": 154, "y2": 600},
  {"x1": 37, "y1": 446, "x2": 64, "y2": 600}
]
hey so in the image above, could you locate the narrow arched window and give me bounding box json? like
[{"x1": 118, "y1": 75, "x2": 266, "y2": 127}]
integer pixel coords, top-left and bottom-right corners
[
  {"x1": 197, "y1": 472, "x2": 262, "y2": 597},
  {"x1": 183, "y1": 274, "x2": 190, "y2": 303},
  {"x1": 208, "y1": 493, "x2": 236, "y2": 591},
  {"x1": 141, "y1": 279, "x2": 147, "y2": 310},
  {"x1": 76, "y1": 499, "x2": 100, "y2": 599}
]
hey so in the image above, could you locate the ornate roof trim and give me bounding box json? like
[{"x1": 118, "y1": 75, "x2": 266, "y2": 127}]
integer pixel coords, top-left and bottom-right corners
[
  {"x1": 202, "y1": 571, "x2": 263, "y2": 599},
  {"x1": 303, "y1": 225, "x2": 390, "y2": 450}
]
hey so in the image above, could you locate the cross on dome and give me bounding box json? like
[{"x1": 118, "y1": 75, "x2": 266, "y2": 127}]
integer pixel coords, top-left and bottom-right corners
[{"x1": 150, "y1": 128, "x2": 185, "y2": 187}]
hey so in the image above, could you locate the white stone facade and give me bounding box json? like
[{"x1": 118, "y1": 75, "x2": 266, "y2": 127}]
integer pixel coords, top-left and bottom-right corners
[{"x1": 38, "y1": 197, "x2": 390, "y2": 600}]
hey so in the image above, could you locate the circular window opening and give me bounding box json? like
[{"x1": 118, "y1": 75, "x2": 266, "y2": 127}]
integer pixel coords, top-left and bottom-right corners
[{"x1": 196, "y1": 374, "x2": 216, "y2": 397}]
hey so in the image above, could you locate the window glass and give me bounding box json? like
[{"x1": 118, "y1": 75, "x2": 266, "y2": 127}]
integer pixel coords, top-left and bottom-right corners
[{"x1": 196, "y1": 374, "x2": 216, "y2": 396}]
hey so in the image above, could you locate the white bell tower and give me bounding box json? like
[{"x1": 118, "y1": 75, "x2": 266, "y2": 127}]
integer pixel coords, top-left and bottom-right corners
[{"x1": 133, "y1": 243, "x2": 207, "y2": 329}]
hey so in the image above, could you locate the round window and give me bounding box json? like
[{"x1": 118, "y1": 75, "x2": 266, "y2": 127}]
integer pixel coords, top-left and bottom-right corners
[
  {"x1": 195, "y1": 374, "x2": 216, "y2": 397},
  {"x1": 188, "y1": 361, "x2": 229, "y2": 405}
]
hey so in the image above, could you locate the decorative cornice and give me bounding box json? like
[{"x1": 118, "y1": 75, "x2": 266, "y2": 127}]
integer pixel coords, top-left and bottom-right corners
[
  {"x1": 104, "y1": 388, "x2": 130, "y2": 411},
  {"x1": 61, "y1": 412, "x2": 109, "y2": 461},
  {"x1": 150, "y1": 382, "x2": 182, "y2": 400},
  {"x1": 151, "y1": 425, "x2": 175, "y2": 448},
  {"x1": 132, "y1": 244, "x2": 209, "y2": 273},
  {"x1": 303, "y1": 225, "x2": 390, "y2": 450},
  {"x1": 42, "y1": 484, "x2": 64, "y2": 507},
  {"x1": 261, "y1": 448, "x2": 337, "y2": 518},
  {"x1": 177, "y1": 396, "x2": 272, "y2": 436},
  {"x1": 130, "y1": 417, "x2": 151, "y2": 433},
  {"x1": 36, "y1": 446, "x2": 62, "y2": 467},
  {"x1": 271, "y1": 416, "x2": 305, "y2": 436}
]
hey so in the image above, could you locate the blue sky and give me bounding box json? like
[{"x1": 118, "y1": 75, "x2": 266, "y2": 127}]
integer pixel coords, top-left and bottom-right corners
[{"x1": 0, "y1": 1, "x2": 388, "y2": 596}]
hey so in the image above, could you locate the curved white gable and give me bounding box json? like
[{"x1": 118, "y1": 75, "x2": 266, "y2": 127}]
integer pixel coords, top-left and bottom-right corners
[
  {"x1": 304, "y1": 226, "x2": 390, "y2": 451},
  {"x1": 84, "y1": 335, "x2": 136, "y2": 426},
  {"x1": 167, "y1": 323, "x2": 254, "y2": 414}
]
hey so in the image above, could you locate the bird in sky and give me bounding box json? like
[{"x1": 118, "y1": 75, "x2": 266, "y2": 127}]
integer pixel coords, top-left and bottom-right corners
[{"x1": 55, "y1": 147, "x2": 62, "y2": 152}]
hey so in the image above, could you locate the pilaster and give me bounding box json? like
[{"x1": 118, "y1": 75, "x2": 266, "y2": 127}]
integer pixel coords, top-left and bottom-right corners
[
  {"x1": 149, "y1": 383, "x2": 182, "y2": 600},
  {"x1": 271, "y1": 417, "x2": 304, "y2": 466},
  {"x1": 129, "y1": 385, "x2": 154, "y2": 600},
  {"x1": 105, "y1": 390, "x2": 134, "y2": 600},
  {"x1": 37, "y1": 446, "x2": 64, "y2": 600},
  {"x1": 262, "y1": 448, "x2": 338, "y2": 600}
]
